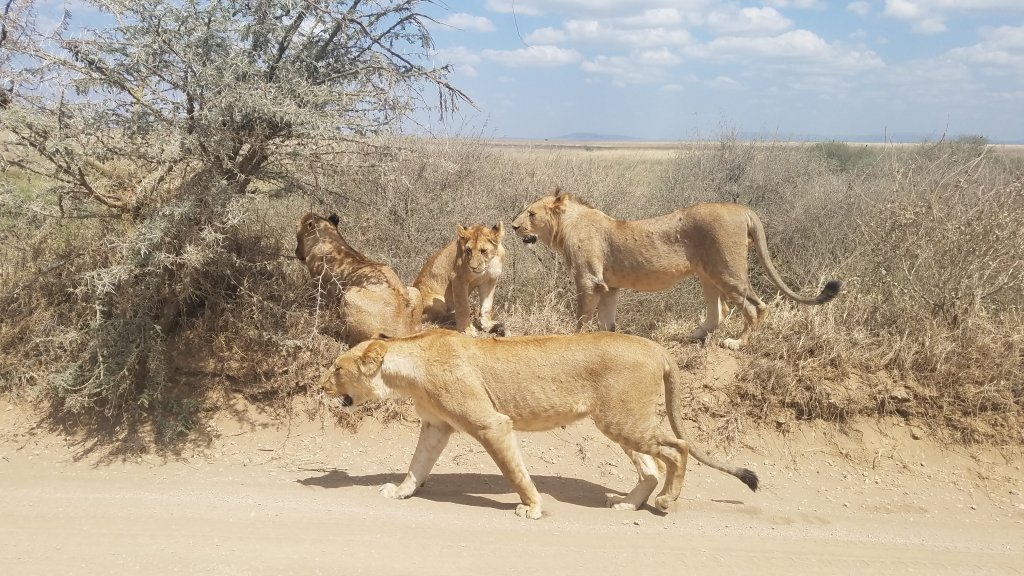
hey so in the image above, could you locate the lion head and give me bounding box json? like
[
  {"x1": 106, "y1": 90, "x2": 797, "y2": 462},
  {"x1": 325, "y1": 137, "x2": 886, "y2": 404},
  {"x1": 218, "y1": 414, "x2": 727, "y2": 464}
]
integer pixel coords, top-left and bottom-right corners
[
  {"x1": 294, "y1": 212, "x2": 342, "y2": 261},
  {"x1": 511, "y1": 187, "x2": 589, "y2": 246},
  {"x1": 456, "y1": 222, "x2": 504, "y2": 275},
  {"x1": 319, "y1": 339, "x2": 390, "y2": 407}
]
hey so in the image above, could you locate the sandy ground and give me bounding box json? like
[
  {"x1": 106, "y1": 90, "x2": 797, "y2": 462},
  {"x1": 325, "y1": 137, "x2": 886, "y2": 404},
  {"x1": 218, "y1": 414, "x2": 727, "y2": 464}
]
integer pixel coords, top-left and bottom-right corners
[{"x1": 3, "y1": 391, "x2": 1023, "y2": 576}]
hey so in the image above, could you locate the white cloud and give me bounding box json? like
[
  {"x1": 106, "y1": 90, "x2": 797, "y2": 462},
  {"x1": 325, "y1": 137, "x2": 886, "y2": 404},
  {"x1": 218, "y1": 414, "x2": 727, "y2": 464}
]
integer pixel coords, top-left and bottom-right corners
[
  {"x1": 913, "y1": 18, "x2": 946, "y2": 35},
  {"x1": 484, "y1": 0, "x2": 543, "y2": 16},
  {"x1": 482, "y1": 45, "x2": 583, "y2": 68},
  {"x1": 581, "y1": 48, "x2": 682, "y2": 85},
  {"x1": 563, "y1": 18, "x2": 694, "y2": 48},
  {"x1": 846, "y1": 1, "x2": 871, "y2": 17},
  {"x1": 618, "y1": 8, "x2": 685, "y2": 28},
  {"x1": 686, "y1": 30, "x2": 885, "y2": 74},
  {"x1": 660, "y1": 83, "x2": 685, "y2": 93},
  {"x1": 882, "y1": 0, "x2": 1024, "y2": 35},
  {"x1": 484, "y1": 0, "x2": 713, "y2": 18},
  {"x1": 707, "y1": 76, "x2": 741, "y2": 89},
  {"x1": 433, "y1": 46, "x2": 482, "y2": 77},
  {"x1": 706, "y1": 7, "x2": 793, "y2": 37},
  {"x1": 525, "y1": 27, "x2": 568, "y2": 44},
  {"x1": 763, "y1": 0, "x2": 823, "y2": 7},
  {"x1": 440, "y1": 13, "x2": 496, "y2": 32},
  {"x1": 945, "y1": 25, "x2": 1024, "y2": 73}
]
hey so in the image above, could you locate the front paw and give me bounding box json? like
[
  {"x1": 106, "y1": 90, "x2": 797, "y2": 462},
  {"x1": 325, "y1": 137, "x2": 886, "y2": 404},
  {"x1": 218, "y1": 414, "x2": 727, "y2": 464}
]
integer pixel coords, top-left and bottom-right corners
[
  {"x1": 515, "y1": 503, "x2": 543, "y2": 520},
  {"x1": 379, "y1": 483, "x2": 408, "y2": 499},
  {"x1": 606, "y1": 495, "x2": 639, "y2": 511},
  {"x1": 720, "y1": 338, "x2": 742, "y2": 351}
]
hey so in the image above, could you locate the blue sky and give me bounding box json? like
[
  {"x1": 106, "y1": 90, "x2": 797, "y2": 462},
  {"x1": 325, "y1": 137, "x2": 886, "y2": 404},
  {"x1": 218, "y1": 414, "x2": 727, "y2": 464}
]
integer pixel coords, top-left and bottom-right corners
[{"x1": 418, "y1": 0, "x2": 1024, "y2": 142}]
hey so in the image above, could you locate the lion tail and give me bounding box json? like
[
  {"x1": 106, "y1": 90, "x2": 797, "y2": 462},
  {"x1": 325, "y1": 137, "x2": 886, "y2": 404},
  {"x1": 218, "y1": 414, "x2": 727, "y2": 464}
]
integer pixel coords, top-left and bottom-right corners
[
  {"x1": 746, "y1": 210, "x2": 842, "y2": 306},
  {"x1": 663, "y1": 358, "x2": 759, "y2": 492}
]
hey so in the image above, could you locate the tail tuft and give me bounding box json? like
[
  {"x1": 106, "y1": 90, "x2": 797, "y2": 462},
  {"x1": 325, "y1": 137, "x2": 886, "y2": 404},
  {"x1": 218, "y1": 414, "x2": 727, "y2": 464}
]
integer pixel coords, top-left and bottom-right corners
[
  {"x1": 737, "y1": 468, "x2": 759, "y2": 492},
  {"x1": 815, "y1": 279, "x2": 843, "y2": 304}
]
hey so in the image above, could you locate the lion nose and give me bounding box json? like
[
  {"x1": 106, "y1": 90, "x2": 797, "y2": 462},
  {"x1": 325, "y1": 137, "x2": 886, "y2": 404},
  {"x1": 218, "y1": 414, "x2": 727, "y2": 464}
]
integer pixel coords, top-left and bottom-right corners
[{"x1": 341, "y1": 395, "x2": 353, "y2": 407}]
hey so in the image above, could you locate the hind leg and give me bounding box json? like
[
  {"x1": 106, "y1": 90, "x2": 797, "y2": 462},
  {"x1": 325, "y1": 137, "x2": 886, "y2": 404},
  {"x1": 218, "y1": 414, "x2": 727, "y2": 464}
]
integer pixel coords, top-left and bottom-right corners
[
  {"x1": 652, "y1": 435, "x2": 690, "y2": 511},
  {"x1": 607, "y1": 449, "x2": 662, "y2": 511},
  {"x1": 721, "y1": 287, "x2": 768, "y2": 350},
  {"x1": 688, "y1": 276, "x2": 728, "y2": 344}
]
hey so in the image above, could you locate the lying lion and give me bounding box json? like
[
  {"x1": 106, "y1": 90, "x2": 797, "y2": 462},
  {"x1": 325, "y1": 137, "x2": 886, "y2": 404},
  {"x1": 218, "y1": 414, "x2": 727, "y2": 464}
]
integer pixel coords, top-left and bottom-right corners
[
  {"x1": 511, "y1": 188, "x2": 841, "y2": 349},
  {"x1": 295, "y1": 212, "x2": 422, "y2": 346},
  {"x1": 414, "y1": 223, "x2": 506, "y2": 335},
  {"x1": 320, "y1": 329, "x2": 758, "y2": 519}
]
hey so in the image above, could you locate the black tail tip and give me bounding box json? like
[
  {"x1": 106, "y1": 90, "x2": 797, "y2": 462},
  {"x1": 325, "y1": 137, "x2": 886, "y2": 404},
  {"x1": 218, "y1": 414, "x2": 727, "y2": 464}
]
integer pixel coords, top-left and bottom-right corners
[
  {"x1": 738, "y1": 468, "x2": 759, "y2": 492},
  {"x1": 816, "y1": 279, "x2": 843, "y2": 304}
]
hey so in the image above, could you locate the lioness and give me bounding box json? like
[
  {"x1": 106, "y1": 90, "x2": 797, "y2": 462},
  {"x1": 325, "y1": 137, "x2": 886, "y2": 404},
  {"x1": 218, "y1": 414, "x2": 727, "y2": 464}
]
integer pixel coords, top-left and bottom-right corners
[
  {"x1": 413, "y1": 223, "x2": 506, "y2": 335},
  {"x1": 510, "y1": 188, "x2": 842, "y2": 349},
  {"x1": 319, "y1": 329, "x2": 759, "y2": 519},
  {"x1": 295, "y1": 212, "x2": 422, "y2": 346}
]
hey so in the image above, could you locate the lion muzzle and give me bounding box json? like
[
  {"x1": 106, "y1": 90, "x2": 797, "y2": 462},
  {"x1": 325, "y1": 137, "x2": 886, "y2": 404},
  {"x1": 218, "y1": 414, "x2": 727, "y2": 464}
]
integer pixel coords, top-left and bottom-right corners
[{"x1": 521, "y1": 234, "x2": 537, "y2": 244}]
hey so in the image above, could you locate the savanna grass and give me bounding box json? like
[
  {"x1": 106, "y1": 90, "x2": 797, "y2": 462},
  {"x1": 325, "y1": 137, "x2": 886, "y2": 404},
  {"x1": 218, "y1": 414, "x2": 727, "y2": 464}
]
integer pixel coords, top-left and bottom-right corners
[{"x1": 2, "y1": 133, "x2": 1022, "y2": 446}]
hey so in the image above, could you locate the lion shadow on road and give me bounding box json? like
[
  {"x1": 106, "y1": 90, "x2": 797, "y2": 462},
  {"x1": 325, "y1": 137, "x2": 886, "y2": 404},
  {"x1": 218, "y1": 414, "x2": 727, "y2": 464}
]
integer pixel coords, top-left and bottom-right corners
[{"x1": 296, "y1": 468, "x2": 666, "y2": 515}]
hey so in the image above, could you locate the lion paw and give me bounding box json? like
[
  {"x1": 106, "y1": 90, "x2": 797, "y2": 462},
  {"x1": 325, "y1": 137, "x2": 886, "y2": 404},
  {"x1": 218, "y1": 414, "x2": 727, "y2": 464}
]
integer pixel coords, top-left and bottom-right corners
[
  {"x1": 379, "y1": 483, "x2": 407, "y2": 499},
  {"x1": 606, "y1": 495, "x2": 639, "y2": 511},
  {"x1": 654, "y1": 495, "x2": 676, "y2": 512},
  {"x1": 515, "y1": 504, "x2": 543, "y2": 520},
  {"x1": 687, "y1": 329, "x2": 709, "y2": 346},
  {"x1": 720, "y1": 338, "x2": 742, "y2": 351}
]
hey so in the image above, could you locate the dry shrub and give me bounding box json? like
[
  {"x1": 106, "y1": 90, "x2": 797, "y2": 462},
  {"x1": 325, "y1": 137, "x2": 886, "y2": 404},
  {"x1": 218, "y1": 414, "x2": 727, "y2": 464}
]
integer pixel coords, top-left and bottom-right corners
[
  {"x1": 4, "y1": 129, "x2": 1023, "y2": 447},
  {"x1": 735, "y1": 138, "x2": 1024, "y2": 444}
]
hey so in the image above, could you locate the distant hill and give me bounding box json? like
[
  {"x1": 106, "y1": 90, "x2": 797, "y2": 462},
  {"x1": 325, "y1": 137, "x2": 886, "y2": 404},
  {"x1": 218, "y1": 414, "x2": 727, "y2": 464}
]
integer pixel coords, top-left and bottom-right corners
[
  {"x1": 551, "y1": 132, "x2": 647, "y2": 142},
  {"x1": 546, "y1": 131, "x2": 1022, "y2": 145}
]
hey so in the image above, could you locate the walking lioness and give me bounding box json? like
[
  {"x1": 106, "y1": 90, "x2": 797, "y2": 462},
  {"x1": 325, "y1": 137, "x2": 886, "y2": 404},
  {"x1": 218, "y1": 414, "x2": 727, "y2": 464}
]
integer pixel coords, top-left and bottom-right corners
[
  {"x1": 319, "y1": 329, "x2": 758, "y2": 519},
  {"x1": 510, "y1": 188, "x2": 842, "y2": 349}
]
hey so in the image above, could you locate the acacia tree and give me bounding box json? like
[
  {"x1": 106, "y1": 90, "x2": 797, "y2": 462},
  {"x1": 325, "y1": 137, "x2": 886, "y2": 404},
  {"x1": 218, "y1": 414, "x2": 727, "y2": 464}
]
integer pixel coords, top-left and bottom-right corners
[{"x1": 0, "y1": 0, "x2": 468, "y2": 426}]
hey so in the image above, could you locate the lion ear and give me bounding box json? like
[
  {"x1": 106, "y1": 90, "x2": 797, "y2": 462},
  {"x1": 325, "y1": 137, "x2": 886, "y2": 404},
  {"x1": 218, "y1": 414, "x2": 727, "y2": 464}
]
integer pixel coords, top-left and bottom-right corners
[
  {"x1": 327, "y1": 213, "x2": 340, "y2": 227},
  {"x1": 553, "y1": 186, "x2": 564, "y2": 198},
  {"x1": 456, "y1": 225, "x2": 471, "y2": 240},
  {"x1": 492, "y1": 222, "x2": 504, "y2": 237},
  {"x1": 358, "y1": 340, "x2": 388, "y2": 376},
  {"x1": 551, "y1": 190, "x2": 568, "y2": 212}
]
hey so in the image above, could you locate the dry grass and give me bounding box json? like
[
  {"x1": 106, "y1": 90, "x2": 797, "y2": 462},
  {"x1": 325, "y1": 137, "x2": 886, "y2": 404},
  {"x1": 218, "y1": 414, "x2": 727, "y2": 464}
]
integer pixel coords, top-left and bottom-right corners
[{"x1": 2, "y1": 134, "x2": 1022, "y2": 447}]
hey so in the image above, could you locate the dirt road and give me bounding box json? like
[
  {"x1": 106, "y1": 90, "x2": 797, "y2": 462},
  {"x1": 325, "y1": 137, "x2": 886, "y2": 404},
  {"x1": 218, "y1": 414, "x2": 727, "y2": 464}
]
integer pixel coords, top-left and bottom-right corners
[{"x1": 2, "y1": 399, "x2": 1023, "y2": 575}]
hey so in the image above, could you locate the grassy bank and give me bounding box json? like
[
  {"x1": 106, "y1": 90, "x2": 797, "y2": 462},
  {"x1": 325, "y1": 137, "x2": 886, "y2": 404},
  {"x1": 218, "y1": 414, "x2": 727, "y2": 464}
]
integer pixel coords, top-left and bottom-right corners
[{"x1": 2, "y1": 135, "x2": 1022, "y2": 447}]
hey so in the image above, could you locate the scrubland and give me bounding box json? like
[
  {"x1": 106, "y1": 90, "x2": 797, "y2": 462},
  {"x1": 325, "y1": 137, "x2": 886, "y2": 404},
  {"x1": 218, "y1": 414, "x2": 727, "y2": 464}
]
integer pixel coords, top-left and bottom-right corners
[{"x1": 1, "y1": 135, "x2": 1022, "y2": 449}]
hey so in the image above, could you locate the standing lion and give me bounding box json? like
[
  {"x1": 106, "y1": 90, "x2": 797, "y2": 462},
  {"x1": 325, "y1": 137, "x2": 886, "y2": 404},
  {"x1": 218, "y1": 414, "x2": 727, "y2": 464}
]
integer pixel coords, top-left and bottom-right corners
[
  {"x1": 294, "y1": 212, "x2": 422, "y2": 346},
  {"x1": 510, "y1": 188, "x2": 841, "y2": 349}
]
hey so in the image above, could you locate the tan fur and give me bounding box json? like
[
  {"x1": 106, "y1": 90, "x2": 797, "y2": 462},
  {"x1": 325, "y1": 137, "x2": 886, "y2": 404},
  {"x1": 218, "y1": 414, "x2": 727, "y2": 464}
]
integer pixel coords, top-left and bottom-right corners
[
  {"x1": 413, "y1": 223, "x2": 506, "y2": 335},
  {"x1": 510, "y1": 188, "x2": 842, "y2": 349},
  {"x1": 320, "y1": 329, "x2": 759, "y2": 519},
  {"x1": 295, "y1": 212, "x2": 422, "y2": 346}
]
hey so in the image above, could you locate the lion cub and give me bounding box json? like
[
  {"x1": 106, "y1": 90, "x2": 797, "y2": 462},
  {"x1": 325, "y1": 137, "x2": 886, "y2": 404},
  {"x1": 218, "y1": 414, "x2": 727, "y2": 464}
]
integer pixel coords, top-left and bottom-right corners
[
  {"x1": 320, "y1": 329, "x2": 759, "y2": 519},
  {"x1": 413, "y1": 223, "x2": 506, "y2": 335}
]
